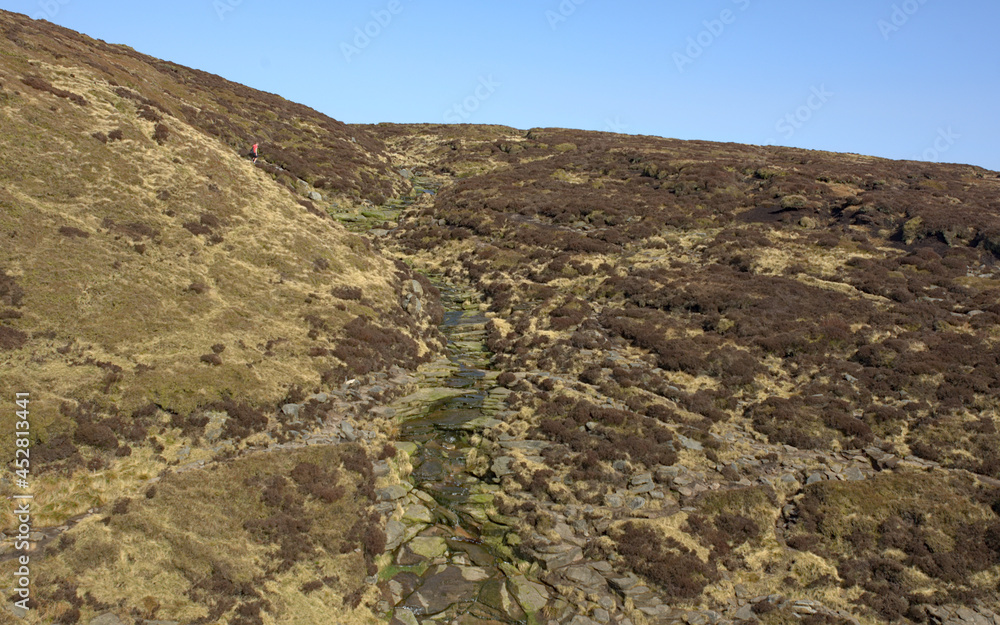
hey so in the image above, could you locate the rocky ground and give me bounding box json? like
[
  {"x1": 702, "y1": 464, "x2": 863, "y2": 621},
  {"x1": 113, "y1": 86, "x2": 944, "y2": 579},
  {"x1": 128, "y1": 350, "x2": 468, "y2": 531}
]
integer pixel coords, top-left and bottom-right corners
[{"x1": 341, "y1": 127, "x2": 1000, "y2": 625}]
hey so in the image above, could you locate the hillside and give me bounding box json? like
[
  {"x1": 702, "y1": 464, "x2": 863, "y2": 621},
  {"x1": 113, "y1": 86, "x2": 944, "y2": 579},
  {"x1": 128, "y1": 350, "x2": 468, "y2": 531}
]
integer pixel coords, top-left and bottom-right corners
[
  {"x1": 0, "y1": 11, "x2": 443, "y2": 625},
  {"x1": 367, "y1": 123, "x2": 1000, "y2": 623},
  {"x1": 2, "y1": 9, "x2": 1000, "y2": 625}
]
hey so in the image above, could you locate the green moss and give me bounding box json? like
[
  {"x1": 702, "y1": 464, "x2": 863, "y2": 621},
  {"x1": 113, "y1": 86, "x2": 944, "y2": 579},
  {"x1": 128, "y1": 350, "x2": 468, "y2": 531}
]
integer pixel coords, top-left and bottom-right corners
[{"x1": 378, "y1": 562, "x2": 430, "y2": 581}]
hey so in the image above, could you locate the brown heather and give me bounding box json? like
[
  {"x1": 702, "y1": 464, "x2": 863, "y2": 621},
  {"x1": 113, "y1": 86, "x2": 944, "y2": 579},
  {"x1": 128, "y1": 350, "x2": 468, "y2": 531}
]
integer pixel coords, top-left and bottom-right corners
[{"x1": 371, "y1": 122, "x2": 1000, "y2": 618}]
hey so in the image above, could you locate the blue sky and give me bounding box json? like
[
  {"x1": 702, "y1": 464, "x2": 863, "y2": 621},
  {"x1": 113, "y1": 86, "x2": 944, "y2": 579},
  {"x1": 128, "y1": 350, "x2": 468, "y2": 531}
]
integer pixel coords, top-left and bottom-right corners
[{"x1": 6, "y1": 0, "x2": 999, "y2": 170}]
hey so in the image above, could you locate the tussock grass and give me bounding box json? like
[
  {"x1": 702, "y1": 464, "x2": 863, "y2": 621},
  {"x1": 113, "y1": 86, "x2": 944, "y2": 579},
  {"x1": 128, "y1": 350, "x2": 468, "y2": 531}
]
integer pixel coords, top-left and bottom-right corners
[
  {"x1": 0, "y1": 23, "x2": 437, "y2": 457},
  {"x1": 9, "y1": 445, "x2": 378, "y2": 624}
]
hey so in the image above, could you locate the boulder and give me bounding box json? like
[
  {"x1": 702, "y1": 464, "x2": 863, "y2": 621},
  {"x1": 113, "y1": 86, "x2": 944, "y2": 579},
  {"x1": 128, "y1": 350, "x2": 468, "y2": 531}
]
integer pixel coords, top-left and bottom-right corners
[
  {"x1": 507, "y1": 574, "x2": 549, "y2": 614},
  {"x1": 562, "y1": 565, "x2": 607, "y2": 590},
  {"x1": 402, "y1": 504, "x2": 433, "y2": 524},
  {"x1": 531, "y1": 543, "x2": 582, "y2": 570},
  {"x1": 390, "y1": 609, "x2": 419, "y2": 625},
  {"x1": 407, "y1": 536, "x2": 448, "y2": 559},
  {"x1": 377, "y1": 484, "x2": 410, "y2": 501},
  {"x1": 491, "y1": 456, "x2": 516, "y2": 477},
  {"x1": 385, "y1": 519, "x2": 407, "y2": 550},
  {"x1": 403, "y1": 565, "x2": 480, "y2": 615}
]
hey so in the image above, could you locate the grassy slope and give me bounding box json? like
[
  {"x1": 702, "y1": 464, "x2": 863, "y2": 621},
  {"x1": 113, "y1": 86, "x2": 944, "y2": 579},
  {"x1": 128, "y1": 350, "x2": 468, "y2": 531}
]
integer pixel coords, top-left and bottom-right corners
[
  {"x1": 0, "y1": 37, "x2": 428, "y2": 441},
  {"x1": 0, "y1": 14, "x2": 440, "y2": 624},
  {"x1": 371, "y1": 123, "x2": 1000, "y2": 620},
  {"x1": 30, "y1": 445, "x2": 386, "y2": 625},
  {"x1": 1, "y1": 11, "x2": 403, "y2": 204}
]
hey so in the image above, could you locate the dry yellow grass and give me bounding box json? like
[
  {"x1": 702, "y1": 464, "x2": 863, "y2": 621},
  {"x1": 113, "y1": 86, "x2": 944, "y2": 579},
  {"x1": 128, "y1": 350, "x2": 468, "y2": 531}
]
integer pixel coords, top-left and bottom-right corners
[
  {"x1": 0, "y1": 44, "x2": 434, "y2": 457},
  {"x1": 1, "y1": 444, "x2": 377, "y2": 624}
]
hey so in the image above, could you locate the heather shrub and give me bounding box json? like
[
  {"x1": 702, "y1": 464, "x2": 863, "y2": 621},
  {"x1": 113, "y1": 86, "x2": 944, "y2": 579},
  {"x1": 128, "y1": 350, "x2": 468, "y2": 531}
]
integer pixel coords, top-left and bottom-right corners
[
  {"x1": 137, "y1": 105, "x2": 161, "y2": 122},
  {"x1": 327, "y1": 315, "x2": 422, "y2": 382},
  {"x1": 183, "y1": 222, "x2": 212, "y2": 236},
  {"x1": 73, "y1": 421, "x2": 118, "y2": 450},
  {"x1": 32, "y1": 435, "x2": 80, "y2": 465},
  {"x1": 0, "y1": 326, "x2": 28, "y2": 350},
  {"x1": 330, "y1": 285, "x2": 362, "y2": 300},
  {"x1": 21, "y1": 74, "x2": 87, "y2": 105},
  {"x1": 213, "y1": 399, "x2": 268, "y2": 440},
  {"x1": 616, "y1": 521, "x2": 717, "y2": 598},
  {"x1": 58, "y1": 226, "x2": 90, "y2": 238},
  {"x1": 153, "y1": 123, "x2": 169, "y2": 144},
  {"x1": 497, "y1": 371, "x2": 516, "y2": 387}
]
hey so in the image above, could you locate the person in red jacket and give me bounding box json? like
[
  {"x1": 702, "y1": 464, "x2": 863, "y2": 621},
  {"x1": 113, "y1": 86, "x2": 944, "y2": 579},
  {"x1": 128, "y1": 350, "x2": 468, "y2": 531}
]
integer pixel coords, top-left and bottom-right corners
[{"x1": 250, "y1": 143, "x2": 259, "y2": 164}]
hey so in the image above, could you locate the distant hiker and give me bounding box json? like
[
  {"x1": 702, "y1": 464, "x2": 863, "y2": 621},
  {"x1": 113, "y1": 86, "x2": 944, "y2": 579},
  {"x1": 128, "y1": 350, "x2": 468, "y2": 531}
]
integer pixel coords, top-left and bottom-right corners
[{"x1": 250, "y1": 143, "x2": 259, "y2": 164}]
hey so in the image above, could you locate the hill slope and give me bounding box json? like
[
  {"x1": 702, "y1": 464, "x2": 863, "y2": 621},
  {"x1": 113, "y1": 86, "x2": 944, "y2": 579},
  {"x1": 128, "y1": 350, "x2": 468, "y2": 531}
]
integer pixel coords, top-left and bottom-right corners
[
  {"x1": 0, "y1": 13, "x2": 447, "y2": 623},
  {"x1": 370, "y1": 123, "x2": 1000, "y2": 622}
]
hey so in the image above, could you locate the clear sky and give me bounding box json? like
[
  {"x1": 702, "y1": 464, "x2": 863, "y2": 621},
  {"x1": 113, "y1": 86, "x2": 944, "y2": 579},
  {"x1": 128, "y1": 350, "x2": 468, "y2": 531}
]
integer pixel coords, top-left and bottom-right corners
[{"x1": 6, "y1": 0, "x2": 999, "y2": 170}]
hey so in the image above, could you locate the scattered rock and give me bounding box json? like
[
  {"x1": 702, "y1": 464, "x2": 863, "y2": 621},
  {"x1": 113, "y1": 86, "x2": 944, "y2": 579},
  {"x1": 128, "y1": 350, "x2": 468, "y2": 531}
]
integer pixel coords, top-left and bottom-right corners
[
  {"x1": 843, "y1": 466, "x2": 865, "y2": 481},
  {"x1": 407, "y1": 536, "x2": 448, "y2": 559},
  {"x1": 734, "y1": 604, "x2": 756, "y2": 620},
  {"x1": 677, "y1": 435, "x2": 703, "y2": 451},
  {"x1": 402, "y1": 504, "x2": 433, "y2": 524},
  {"x1": 685, "y1": 612, "x2": 711, "y2": 625},
  {"x1": 403, "y1": 565, "x2": 480, "y2": 615},
  {"x1": 497, "y1": 439, "x2": 550, "y2": 453},
  {"x1": 385, "y1": 519, "x2": 407, "y2": 550},
  {"x1": 378, "y1": 484, "x2": 410, "y2": 501},
  {"x1": 562, "y1": 565, "x2": 607, "y2": 590},
  {"x1": 339, "y1": 421, "x2": 357, "y2": 441},
  {"x1": 531, "y1": 542, "x2": 583, "y2": 570},
  {"x1": 370, "y1": 406, "x2": 397, "y2": 419},
  {"x1": 508, "y1": 574, "x2": 550, "y2": 614},
  {"x1": 630, "y1": 472, "x2": 653, "y2": 487},
  {"x1": 390, "y1": 608, "x2": 419, "y2": 625}
]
